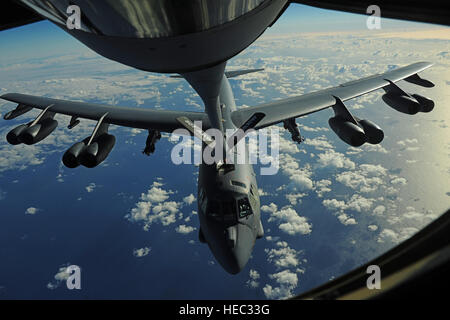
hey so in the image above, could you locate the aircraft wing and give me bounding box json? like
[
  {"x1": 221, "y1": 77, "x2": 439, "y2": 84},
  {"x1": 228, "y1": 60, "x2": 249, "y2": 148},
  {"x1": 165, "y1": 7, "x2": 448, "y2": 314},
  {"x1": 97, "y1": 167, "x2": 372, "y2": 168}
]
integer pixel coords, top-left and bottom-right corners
[
  {"x1": 1, "y1": 93, "x2": 209, "y2": 132},
  {"x1": 231, "y1": 62, "x2": 434, "y2": 130}
]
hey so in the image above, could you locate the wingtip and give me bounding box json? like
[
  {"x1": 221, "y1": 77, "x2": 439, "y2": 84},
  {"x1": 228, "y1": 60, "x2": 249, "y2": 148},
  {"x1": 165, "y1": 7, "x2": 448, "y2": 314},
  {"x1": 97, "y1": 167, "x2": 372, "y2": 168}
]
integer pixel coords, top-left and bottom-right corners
[
  {"x1": 420, "y1": 61, "x2": 434, "y2": 68},
  {"x1": 0, "y1": 93, "x2": 13, "y2": 100}
]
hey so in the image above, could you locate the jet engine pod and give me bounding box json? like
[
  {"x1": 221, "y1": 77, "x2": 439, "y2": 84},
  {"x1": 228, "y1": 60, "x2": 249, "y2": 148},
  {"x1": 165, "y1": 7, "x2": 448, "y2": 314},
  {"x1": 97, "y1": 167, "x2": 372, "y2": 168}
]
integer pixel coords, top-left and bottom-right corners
[
  {"x1": 329, "y1": 116, "x2": 366, "y2": 147},
  {"x1": 62, "y1": 141, "x2": 87, "y2": 168},
  {"x1": 411, "y1": 94, "x2": 434, "y2": 112},
  {"x1": 357, "y1": 119, "x2": 384, "y2": 144},
  {"x1": 382, "y1": 92, "x2": 421, "y2": 115},
  {"x1": 19, "y1": 118, "x2": 58, "y2": 145},
  {"x1": 79, "y1": 134, "x2": 116, "y2": 168},
  {"x1": 6, "y1": 124, "x2": 29, "y2": 145}
]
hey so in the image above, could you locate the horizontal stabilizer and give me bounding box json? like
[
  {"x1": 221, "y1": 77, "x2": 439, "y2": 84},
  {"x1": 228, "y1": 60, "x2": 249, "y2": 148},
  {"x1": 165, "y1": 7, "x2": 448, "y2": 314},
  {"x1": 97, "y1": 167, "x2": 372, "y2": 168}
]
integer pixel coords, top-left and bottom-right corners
[{"x1": 225, "y1": 68, "x2": 264, "y2": 78}]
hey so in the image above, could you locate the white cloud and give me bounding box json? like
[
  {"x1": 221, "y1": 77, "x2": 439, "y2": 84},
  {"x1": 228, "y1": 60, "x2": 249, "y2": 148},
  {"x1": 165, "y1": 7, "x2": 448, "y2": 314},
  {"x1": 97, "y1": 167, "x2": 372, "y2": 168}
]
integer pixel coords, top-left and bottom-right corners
[
  {"x1": 299, "y1": 125, "x2": 329, "y2": 132},
  {"x1": 246, "y1": 269, "x2": 260, "y2": 288},
  {"x1": 175, "y1": 224, "x2": 196, "y2": 234},
  {"x1": 140, "y1": 183, "x2": 173, "y2": 203},
  {"x1": 336, "y1": 164, "x2": 387, "y2": 193},
  {"x1": 151, "y1": 201, "x2": 181, "y2": 226},
  {"x1": 397, "y1": 138, "x2": 418, "y2": 146},
  {"x1": 265, "y1": 241, "x2": 300, "y2": 269},
  {"x1": 285, "y1": 193, "x2": 307, "y2": 206},
  {"x1": 267, "y1": 204, "x2": 312, "y2": 236},
  {"x1": 362, "y1": 144, "x2": 388, "y2": 154},
  {"x1": 377, "y1": 227, "x2": 419, "y2": 244},
  {"x1": 126, "y1": 179, "x2": 183, "y2": 230},
  {"x1": 263, "y1": 269, "x2": 298, "y2": 299},
  {"x1": 0, "y1": 144, "x2": 45, "y2": 172},
  {"x1": 25, "y1": 207, "x2": 39, "y2": 215},
  {"x1": 303, "y1": 135, "x2": 333, "y2": 150},
  {"x1": 270, "y1": 269, "x2": 298, "y2": 286},
  {"x1": 360, "y1": 164, "x2": 388, "y2": 176},
  {"x1": 278, "y1": 135, "x2": 301, "y2": 154},
  {"x1": 346, "y1": 194, "x2": 374, "y2": 212},
  {"x1": 323, "y1": 194, "x2": 375, "y2": 225},
  {"x1": 279, "y1": 154, "x2": 314, "y2": 190},
  {"x1": 129, "y1": 201, "x2": 152, "y2": 222},
  {"x1": 183, "y1": 194, "x2": 196, "y2": 205},
  {"x1": 85, "y1": 183, "x2": 96, "y2": 193},
  {"x1": 322, "y1": 198, "x2": 347, "y2": 211},
  {"x1": 261, "y1": 203, "x2": 278, "y2": 214},
  {"x1": 401, "y1": 207, "x2": 438, "y2": 225},
  {"x1": 291, "y1": 174, "x2": 314, "y2": 191},
  {"x1": 390, "y1": 177, "x2": 407, "y2": 185},
  {"x1": 316, "y1": 149, "x2": 355, "y2": 170},
  {"x1": 133, "y1": 247, "x2": 151, "y2": 258},
  {"x1": 337, "y1": 213, "x2": 357, "y2": 225},
  {"x1": 373, "y1": 205, "x2": 386, "y2": 216},
  {"x1": 265, "y1": 235, "x2": 280, "y2": 242},
  {"x1": 368, "y1": 224, "x2": 378, "y2": 231},
  {"x1": 47, "y1": 265, "x2": 71, "y2": 290},
  {"x1": 314, "y1": 179, "x2": 332, "y2": 197}
]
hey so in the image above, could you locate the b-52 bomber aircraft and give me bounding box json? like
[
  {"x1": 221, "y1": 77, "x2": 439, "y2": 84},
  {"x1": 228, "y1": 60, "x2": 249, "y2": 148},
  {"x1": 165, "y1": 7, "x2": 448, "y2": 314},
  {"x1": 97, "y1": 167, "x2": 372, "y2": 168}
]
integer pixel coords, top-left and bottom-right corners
[{"x1": 1, "y1": 0, "x2": 435, "y2": 274}]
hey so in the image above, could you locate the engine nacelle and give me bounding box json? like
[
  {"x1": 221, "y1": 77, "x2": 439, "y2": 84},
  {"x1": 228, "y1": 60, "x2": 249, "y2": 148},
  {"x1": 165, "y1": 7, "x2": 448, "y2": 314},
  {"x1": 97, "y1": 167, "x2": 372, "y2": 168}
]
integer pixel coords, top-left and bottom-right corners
[
  {"x1": 357, "y1": 119, "x2": 384, "y2": 144},
  {"x1": 382, "y1": 92, "x2": 421, "y2": 115},
  {"x1": 62, "y1": 140, "x2": 88, "y2": 168},
  {"x1": 6, "y1": 118, "x2": 58, "y2": 145},
  {"x1": 19, "y1": 118, "x2": 58, "y2": 145},
  {"x1": 329, "y1": 116, "x2": 366, "y2": 147},
  {"x1": 79, "y1": 134, "x2": 116, "y2": 168},
  {"x1": 6, "y1": 124, "x2": 29, "y2": 145},
  {"x1": 411, "y1": 94, "x2": 434, "y2": 112}
]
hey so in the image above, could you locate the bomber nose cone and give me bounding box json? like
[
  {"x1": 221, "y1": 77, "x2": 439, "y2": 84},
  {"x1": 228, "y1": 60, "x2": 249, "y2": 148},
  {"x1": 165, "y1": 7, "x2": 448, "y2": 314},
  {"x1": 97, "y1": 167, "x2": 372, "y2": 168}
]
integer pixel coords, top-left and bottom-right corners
[
  {"x1": 223, "y1": 224, "x2": 254, "y2": 274},
  {"x1": 224, "y1": 251, "x2": 250, "y2": 275}
]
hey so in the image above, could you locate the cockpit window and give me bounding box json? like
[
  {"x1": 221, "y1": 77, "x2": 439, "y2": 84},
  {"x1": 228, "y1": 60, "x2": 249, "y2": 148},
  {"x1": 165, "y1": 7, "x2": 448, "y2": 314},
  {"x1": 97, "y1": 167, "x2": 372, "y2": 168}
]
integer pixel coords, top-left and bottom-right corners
[
  {"x1": 231, "y1": 180, "x2": 246, "y2": 189},
  {"x1": 238, "y1": 198, "x2": 253, "y2": 218},
  {"x1": 223, "y1": 201, "x2": 237, "y2": 221},
  {"x1": 208, "y1": 200, "x2": 221, "y2": 217},
  {"x1": 207, "y1": 199, "x2": 237, "y2": 222}
]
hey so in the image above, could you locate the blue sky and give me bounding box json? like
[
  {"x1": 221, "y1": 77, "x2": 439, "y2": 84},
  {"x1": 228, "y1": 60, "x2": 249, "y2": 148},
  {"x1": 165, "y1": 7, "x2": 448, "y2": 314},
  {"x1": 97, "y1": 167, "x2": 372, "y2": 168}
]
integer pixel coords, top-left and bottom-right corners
[
  {"x1": 268, "y1": 3, "x2": 438, "y2": 33},
  {"x1": 0, "y1": 19, "x2": 85, "y2": 66}
]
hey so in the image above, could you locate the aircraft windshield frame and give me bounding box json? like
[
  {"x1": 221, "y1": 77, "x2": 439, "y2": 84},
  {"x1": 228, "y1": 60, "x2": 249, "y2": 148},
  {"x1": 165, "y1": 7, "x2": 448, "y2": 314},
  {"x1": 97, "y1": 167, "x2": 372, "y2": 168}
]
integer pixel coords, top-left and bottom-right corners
[
  {"x1": 238, "y1": 197, "x2": 253, "y2": 219},
  {"x1": 207, "y1": 198, "x2": 237, "y2": 222}
]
